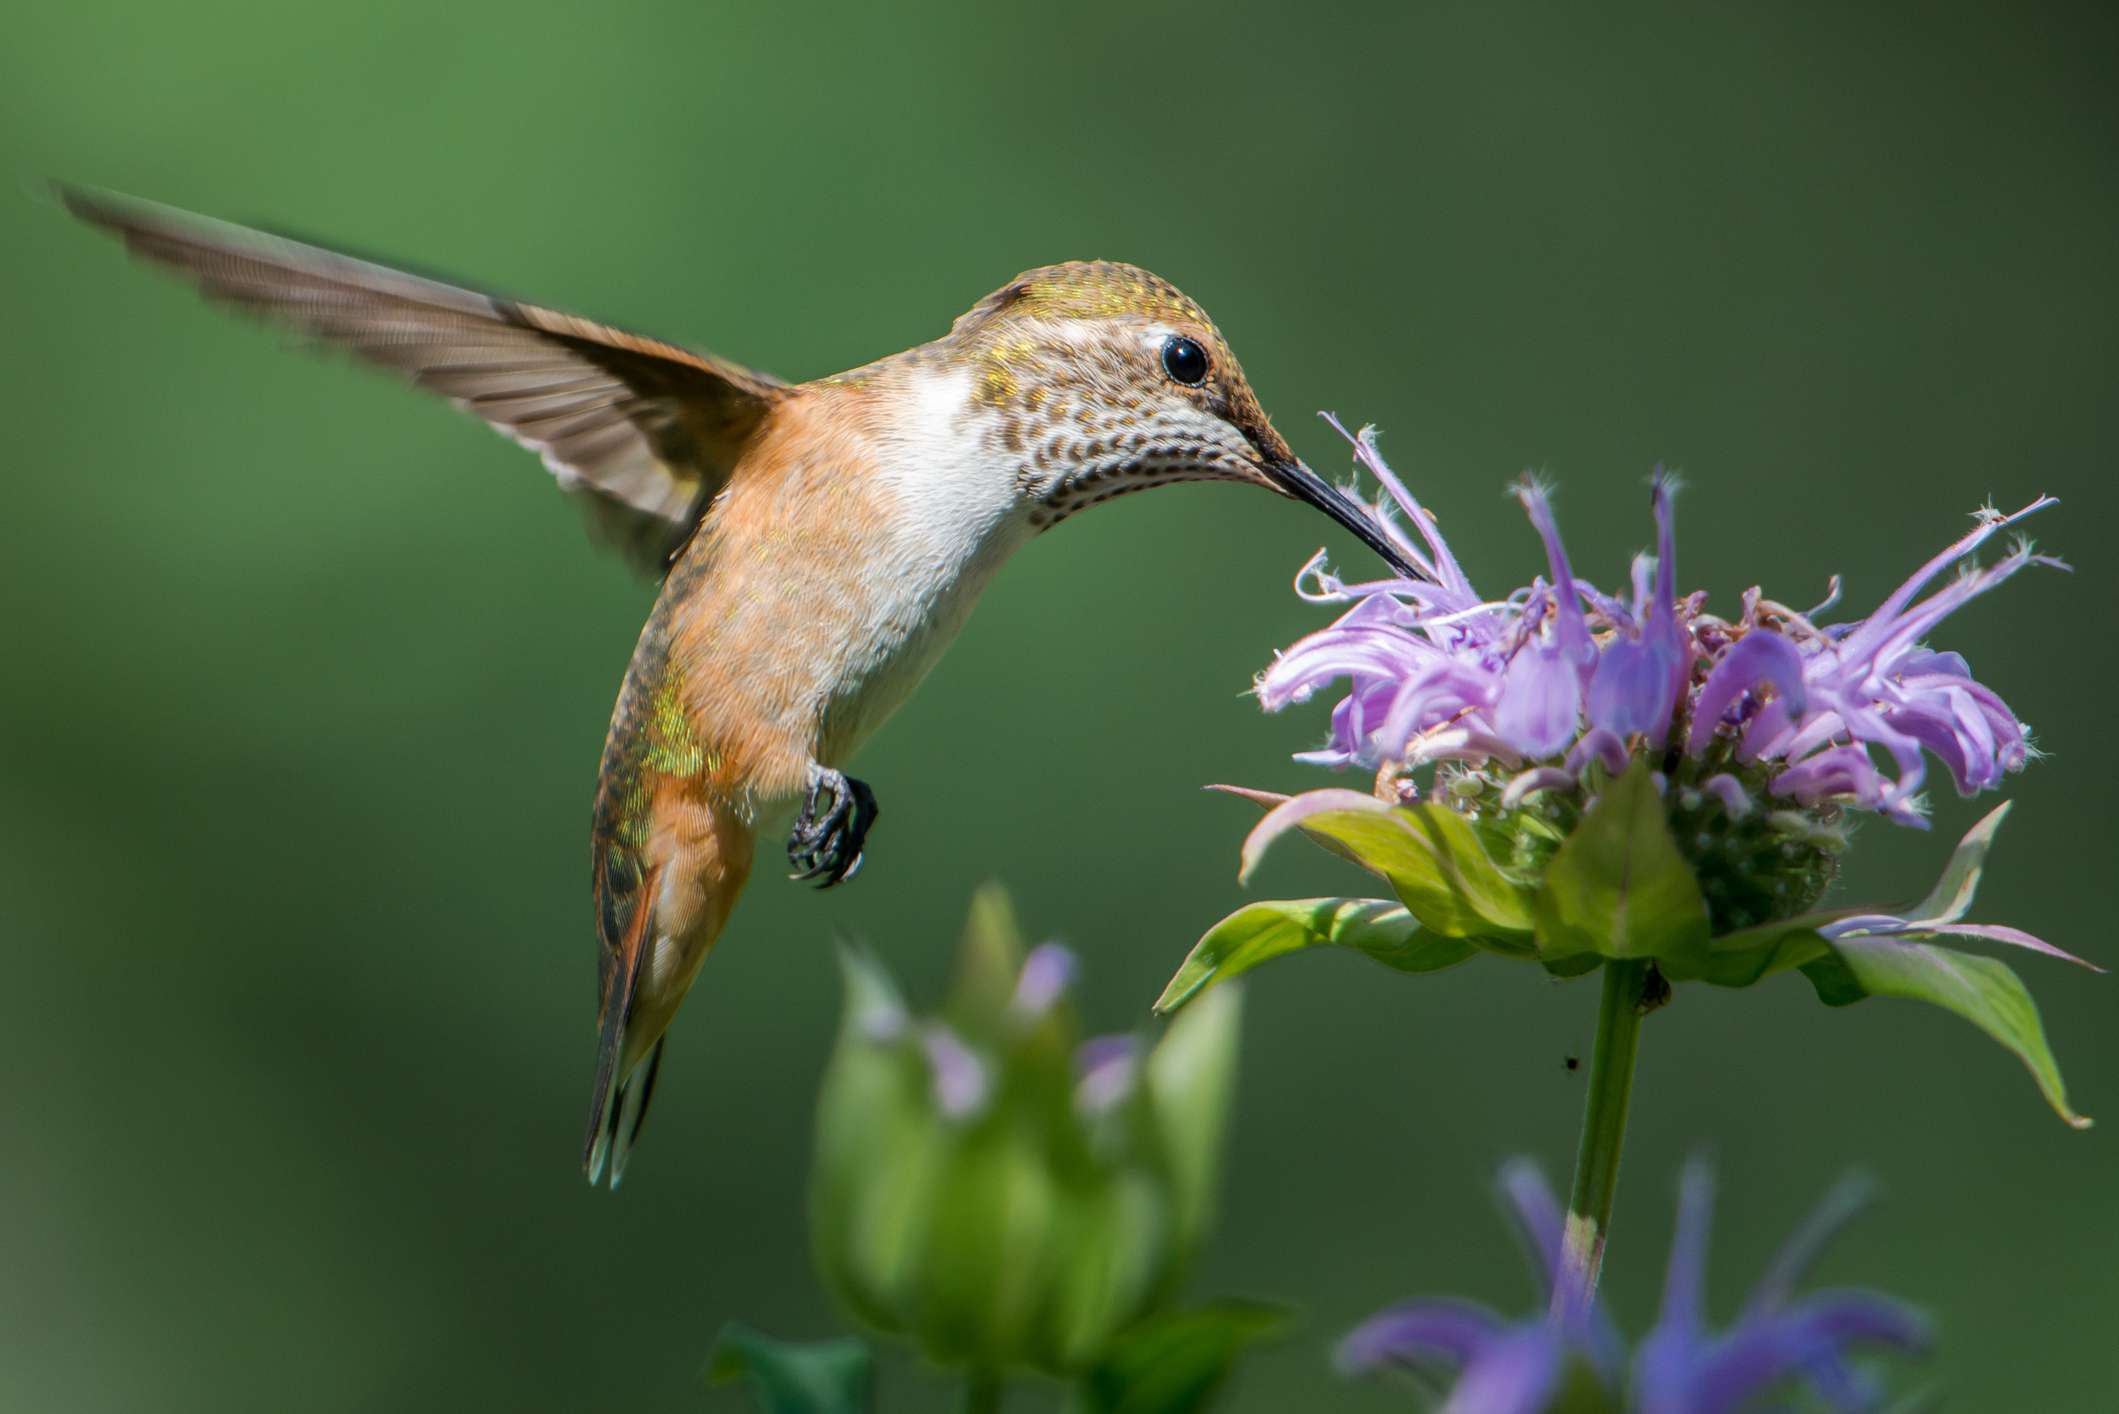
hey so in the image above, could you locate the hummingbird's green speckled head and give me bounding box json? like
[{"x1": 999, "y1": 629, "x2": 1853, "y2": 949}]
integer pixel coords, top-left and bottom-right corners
[{"x1": 936, "y1": 261, "x2": 1426, "y2": 578}]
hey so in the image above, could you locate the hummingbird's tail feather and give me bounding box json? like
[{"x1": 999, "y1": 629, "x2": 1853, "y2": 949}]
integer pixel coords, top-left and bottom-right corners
[
  {"x1": 580, "y1": 781, "x2": 756, "y2": 1187},
  {"x1": 586, "y1": 1036, "x2": 665, "y2": 1189},
  {"x1": 582, "y1": 857, "x2": 663, "y2": 1186},
  {"x1": 607, "y1": 1038, "x2": 665, "y2": 1187}
]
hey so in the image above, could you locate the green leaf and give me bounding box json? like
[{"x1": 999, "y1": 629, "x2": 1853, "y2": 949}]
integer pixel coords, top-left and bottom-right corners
[
  {"x1": 705, "y1": 1323, "x2": 872, "y2": 1414},
  {"x1": 1394, "y1": 804, "x2": 1539, "y2": 939},
  {"x1": 1905, "y1": 800, "x2": 2011, "y2": 926},
  {"x1": 1153, "y1": 898, "x2": 1473, "y2": 1015},
  {"x1": 1801, "y1": 936, "x2": 2090, "y2": 1129},
  {"x1": 1232, "y1": 788, "x2": 1404, "y2": 879},
  {"x1": 1230, "y1": 788, "x2": 1533, "y2": 942},
  {"x1": 1071, "y1": 1302, "x2": 1287, "y2": 1414},
  {"x1": 1697, "y1": 919, "x2": 1836, "y2": 988},
  {"x1": 1145, "y1": 986, "x2": 1244, "y2": 1260},
  {"x1": 1532, "y1": 763, "x2": 1710, "y2": 968}
]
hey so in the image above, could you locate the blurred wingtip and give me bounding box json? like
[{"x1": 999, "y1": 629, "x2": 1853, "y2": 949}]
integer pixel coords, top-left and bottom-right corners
[{"x1": 45, "y1": 177, "x2": 124, "y2": 224}]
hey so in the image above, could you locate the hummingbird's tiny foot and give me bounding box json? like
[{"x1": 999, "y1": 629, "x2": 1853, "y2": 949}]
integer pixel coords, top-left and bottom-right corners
[{"x1": 788, "y1": 766, "x2": 879, "y2": 888}]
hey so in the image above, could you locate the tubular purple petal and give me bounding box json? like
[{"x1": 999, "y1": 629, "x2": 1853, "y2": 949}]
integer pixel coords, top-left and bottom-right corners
[
  {"x1": 1650, "y1": 472, "x2": 1679, "y2": 632},
  {"x1": 1407, "y1": 722, "x2": 1526, "y2": 770},
  {"x1": 1325, "y1": 413, "x2": 1474, "y2": 596},
  {"x1": 1686, "y1": 630, "x2": 1808, "y2": 757},
  {"x1": 1734, "y1": 695, "x2": 1799, "y2": 764},
  {"x1": 1502, "y1": 766, "x2": 1577, "y2": 809},
  {"x1": 1588, "y1": 633, "x2": 1685, "y2": 739},
  {"x1": 1566, "y1": 727, "x2": 1631, "y2": 778},
  {"x1": 1497, "y1": 1158, "x2": 1567, "y2": 1283},
  {"x1": 1885, "y1": 696, "x2": 1986, "y2": 794},
  {"x1": 1858, "y1": 543, "x2": 2053, "y2": 677},
  {"x1": 1334, "y1": 1299, "x2": 1510, "y2": 1374},
  {"x1": 1619, "y1": 472, "x2": 1689, "y2": 743},
  {"x1": 1834, "y1": 497, "x2": 2055, "y2": 664},
  {"x1": 1345, "y1": 1161, "x2": 1924, "y2": 1411},
  {"x1": 1512, "y1": 479, "x2": 1597, "y2": 671},
  {"x1": 1656, "y1": 1160, "x2": 1715, "y2": 1338},
  {"x1": 1441, "y1": 1326, "x2": 1568, "y2": 1414},
  {"x1": 1740, "y1": 1174, "x2": 1877, "y2": 1318},
  {"x1": 1494, "y1": 645, "x2": 1581, "y2": 758},
  {"x1": 1768, "y1": 746, "x2": 1894, "y2": 814},
  {"x1": 1680, "y1": 1294, "x2": 1930, "y2": 1414},
  {"x1": 1593, "y1": 481, "x2": 1686, "y2": 746}
]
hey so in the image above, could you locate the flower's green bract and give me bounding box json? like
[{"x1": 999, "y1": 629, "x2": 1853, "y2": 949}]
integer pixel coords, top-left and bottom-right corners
[
  {"x1": 1172, "y1": 787, "x2": 2094, "y2": 1126},
  {"x1": 1532, "y1": 764, "x2": 1709, "y2": 971},
  {"x1": 1229, "y1": 787, "x2": 1534, "y2": 945},
  {"x1": 1153, "y1": 898, "x2": 1472, "y2": 1015}
]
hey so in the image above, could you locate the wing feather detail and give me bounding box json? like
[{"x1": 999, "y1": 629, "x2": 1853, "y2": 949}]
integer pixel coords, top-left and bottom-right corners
[{"x1": 61, "y1": 184, "x2": 789, "y2": 574}]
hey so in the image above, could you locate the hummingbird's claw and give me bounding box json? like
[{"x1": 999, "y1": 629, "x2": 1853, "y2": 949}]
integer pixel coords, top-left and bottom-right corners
[{"x1": 788, "y1": 766, "x2": 879, "y2": 889}]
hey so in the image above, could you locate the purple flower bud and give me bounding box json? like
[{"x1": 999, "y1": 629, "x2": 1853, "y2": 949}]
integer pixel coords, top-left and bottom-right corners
[
  {"x1": 1011, "y1": 942, "x2": 1076, "y2": 1017},
  {"x1": 920, "y1": 1027, "x2": 988, "y2": 1119},
  {"x1": 1073, "y1": 1033, "x2": 1141, "y2": 1114},
  {"x1": 1698, "y1": 773, "x2": 1753, "y2": 820}
]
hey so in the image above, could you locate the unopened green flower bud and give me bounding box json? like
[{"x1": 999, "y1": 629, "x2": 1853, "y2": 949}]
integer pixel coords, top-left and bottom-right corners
[{"x1": 810, "y1": 885, "x2": 1242, "y2": 1378}]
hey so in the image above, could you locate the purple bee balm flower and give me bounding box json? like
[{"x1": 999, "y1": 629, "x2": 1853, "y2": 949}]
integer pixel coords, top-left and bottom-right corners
[
  {"x1": 1339, "y1": 1160, "x2": 1927, "y2": 1413},
  {"x1": 1260, "y1": 421, "x2": 2061, "y2": 828},
  {"x1": 1630, "y1": 1163, "x2": 1929, "y2": 1414}
]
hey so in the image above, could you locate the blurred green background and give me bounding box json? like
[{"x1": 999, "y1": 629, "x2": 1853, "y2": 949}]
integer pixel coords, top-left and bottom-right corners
[{"x1": 4, "y1": 2, "x2": 2114, "y2": 1408}]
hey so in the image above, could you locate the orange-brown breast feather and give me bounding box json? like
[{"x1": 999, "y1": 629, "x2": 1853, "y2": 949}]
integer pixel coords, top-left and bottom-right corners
[{"x1": 650, "y1": 389, "x2": 901, "y2": 798}]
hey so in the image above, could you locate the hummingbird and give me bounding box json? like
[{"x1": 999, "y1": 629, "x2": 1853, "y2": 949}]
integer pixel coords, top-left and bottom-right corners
[{"x1": 61, "y1": 186, "x2": 1421, "y2": 1186}]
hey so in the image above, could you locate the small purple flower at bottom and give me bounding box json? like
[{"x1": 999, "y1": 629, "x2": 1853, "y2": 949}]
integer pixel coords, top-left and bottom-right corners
[{"x1": 1339, "y1": 1160, "x2": 1927, "y2": 1413}]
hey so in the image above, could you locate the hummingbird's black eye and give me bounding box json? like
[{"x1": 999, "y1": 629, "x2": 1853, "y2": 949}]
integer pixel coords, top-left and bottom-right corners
[{"x1": 1160, "y1": 335, "x2": 1209, "y2": 387}]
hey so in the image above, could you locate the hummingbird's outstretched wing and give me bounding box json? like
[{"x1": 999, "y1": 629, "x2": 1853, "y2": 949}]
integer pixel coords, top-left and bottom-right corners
[{"x1": 60, "y1": 184, "x2": 789, "y2": 575}]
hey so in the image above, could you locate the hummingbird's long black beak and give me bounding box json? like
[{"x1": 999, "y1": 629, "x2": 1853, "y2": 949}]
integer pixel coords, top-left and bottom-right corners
[{"x1": 1264, "y1": 455, "x2": 1429, "y2": 582}]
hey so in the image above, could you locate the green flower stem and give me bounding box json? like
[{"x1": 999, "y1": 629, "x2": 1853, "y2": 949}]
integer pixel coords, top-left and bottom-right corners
[
  {"x1": 961, "y1": 1370, "x2": 1004, "y2": 1414},
  {"x1": 1558, "y1": 959, "x2": 1652, "y2": 1309}
]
